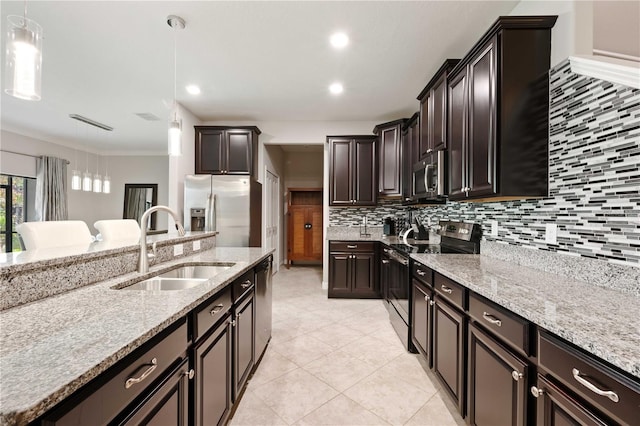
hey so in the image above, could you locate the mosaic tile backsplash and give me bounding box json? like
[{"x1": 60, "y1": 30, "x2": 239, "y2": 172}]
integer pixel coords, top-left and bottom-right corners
[{"x1": 330, "y1": 60, "x2": 640, "y2": 267}]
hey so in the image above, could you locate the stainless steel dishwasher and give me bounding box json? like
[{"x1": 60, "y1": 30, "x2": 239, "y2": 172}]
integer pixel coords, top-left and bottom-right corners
[{"x1": 254, "y1": 255, "x2": 272, "y2": 360}]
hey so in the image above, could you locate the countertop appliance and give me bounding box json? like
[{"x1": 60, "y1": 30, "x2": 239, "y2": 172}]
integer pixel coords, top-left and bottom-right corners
[
  {"x1": 184, "y1": 175, "x2": 262, "y2": 247},
  {"x1": 383, "y1": 217, "x2": 396, "y2": 236},
  {"x1": 385, "y1": 220, "x2": 482, "y2": 352},
  {"x1": 412, "y1": 151, "x2": 447, "y2": 202}
]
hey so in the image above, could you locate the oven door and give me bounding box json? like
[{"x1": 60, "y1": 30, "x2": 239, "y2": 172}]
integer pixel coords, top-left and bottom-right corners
[{"x1": 387, "y1": 252, "x2": 410, "y2": 324}]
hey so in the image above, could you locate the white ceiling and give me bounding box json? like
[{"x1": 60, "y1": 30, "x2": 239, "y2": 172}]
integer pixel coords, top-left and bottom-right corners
[{"x1": 0, "y1": 1, "x2": 519, "y2": 154}]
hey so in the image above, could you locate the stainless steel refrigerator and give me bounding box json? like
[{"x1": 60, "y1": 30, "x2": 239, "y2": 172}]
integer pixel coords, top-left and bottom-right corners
[{"x1": 184, "y1": 175, "x2": 262, "y2": 247}]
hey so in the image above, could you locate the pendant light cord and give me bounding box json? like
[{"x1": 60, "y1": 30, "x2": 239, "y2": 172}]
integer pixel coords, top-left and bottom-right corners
[{"x1": 173, "y1": 23, "x2": 178, "y2": 121}]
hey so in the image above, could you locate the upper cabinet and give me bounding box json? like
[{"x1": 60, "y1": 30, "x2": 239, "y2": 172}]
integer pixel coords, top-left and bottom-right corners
[
  {"x1": 328, "y1": 136, "x2": 377, "y2": 206},
  {"x1": 402, "y1": 113, "x2": 419, "y2": 203},
  {"x1": 373, "y1": 119, "x2": 408, "y2": 198},
  {"x1": 195, "y1": 126, "x2": 260, "y2": 177},
  {"x1": 447, "y1": 16, "x2": 557, "y2": 201},
  {"x1": 417, "y1": 59, "x2": 460, "y2": 159}
]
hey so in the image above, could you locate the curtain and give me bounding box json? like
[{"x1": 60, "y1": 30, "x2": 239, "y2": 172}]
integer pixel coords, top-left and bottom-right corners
[
  {"x1": 35, "y1": 156, "x2": 69, "y2": 221},
  {"x1": 125, "y1": 188, "x2": 148, "y2": 226}
]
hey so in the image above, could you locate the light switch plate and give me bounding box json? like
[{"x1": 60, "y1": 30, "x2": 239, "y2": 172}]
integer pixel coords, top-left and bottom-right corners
[
  {"x1": 174, "y1": 244, "x2": 184, "y2": 256},
  {"x1": 545, "y1": 224, "x2": 557, "y2": 244},
  {"x1": 193, "y1": 240, "x2": 201, "y2": 251},
  {"x1": 490, "y1": 220, "x2": 498, "y2": 236}
]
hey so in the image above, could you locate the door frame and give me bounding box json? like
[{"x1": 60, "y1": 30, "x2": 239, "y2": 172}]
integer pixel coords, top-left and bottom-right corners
[{"x1": 264, "y1": 168, "x2": 280, "y2": 273}]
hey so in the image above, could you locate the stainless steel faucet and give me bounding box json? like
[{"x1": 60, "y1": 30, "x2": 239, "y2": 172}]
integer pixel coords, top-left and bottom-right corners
[{"x1": 138, "y1": 205, "x2": 186, "y2": 273}]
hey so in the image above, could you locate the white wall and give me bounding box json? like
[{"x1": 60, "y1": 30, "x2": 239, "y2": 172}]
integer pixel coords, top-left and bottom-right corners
[
  {"x1": 509, "y1": 0, "x2": 594, "y2": 66},
  {"x1": 264, "y1": 145, "x2": 286, "y2": 267},
  {"x1": 283, "y1": 151, "x2": 324, "y2": 189}
]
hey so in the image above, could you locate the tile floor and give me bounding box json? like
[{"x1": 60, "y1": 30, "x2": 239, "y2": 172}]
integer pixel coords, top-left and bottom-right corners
[{"x1": 229, "y1": 265, "x2": 465, "y2": 426}]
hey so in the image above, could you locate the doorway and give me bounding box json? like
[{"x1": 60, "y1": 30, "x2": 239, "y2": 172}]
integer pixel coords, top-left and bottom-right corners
[{"x1": 265, "y1": 169, "x2": 280, "y2": 273}]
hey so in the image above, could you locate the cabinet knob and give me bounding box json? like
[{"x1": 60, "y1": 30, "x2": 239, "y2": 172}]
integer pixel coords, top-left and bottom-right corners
[
  {"x1": 424, "y1": 295, "x2": 431, "y2": 302},
  {"x1": 530, "y1": 386, "x2": 545, "y2": 398},
  {"x1": 184, "y1": 369, "x2": 195, "y2": 380},
  {"x1": 429, "y1": 300, "x2": 435, "y2": 306},
  {"x1": 511, "y1": 371, "x2": 524, "y2": 381},
  {"x1": 427, "y1": 149, "x2": 433, "y2": 153}
]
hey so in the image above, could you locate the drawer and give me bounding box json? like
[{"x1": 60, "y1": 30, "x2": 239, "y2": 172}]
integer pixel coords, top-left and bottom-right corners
[
  {"x1": 412, "y1": 262, "x2": 433, "y2": 286},
  {"x1": 538, "y1": 331, "x2": 640, "y2": 426},
  {"x1": 43, "y1": 320, "x2": 188, "y2": 425},
  {"x1": 468, "y1": 293, "x2": 530, "y2": 356},
  {"x1": 193, "y1": 286, "x2": 232, "y2": 342},
  {"x1": 434, "y1": 273, "x2": 465, "y2": 310},
  {"x1": 330, "y1": 241, "x2": 376, "y2": 252},
  {"x1": 233, "y1": 269, "x2": 255, "y2": 302}
]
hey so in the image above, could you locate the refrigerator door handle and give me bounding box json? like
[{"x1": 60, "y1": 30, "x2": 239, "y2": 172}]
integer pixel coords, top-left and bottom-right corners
[{"x1": 206, "y1": 193, "x2": 217, "y2": 232}]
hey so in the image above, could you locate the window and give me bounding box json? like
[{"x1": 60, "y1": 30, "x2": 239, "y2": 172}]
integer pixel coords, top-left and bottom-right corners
[{"x1": 0, "y1": 174, "x2": 36, "y2": 253}]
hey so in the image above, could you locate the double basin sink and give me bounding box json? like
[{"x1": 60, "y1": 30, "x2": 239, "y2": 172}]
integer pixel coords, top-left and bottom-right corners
[{"x1": 118, "y1": 263, "x2": 235, "y2": 291}]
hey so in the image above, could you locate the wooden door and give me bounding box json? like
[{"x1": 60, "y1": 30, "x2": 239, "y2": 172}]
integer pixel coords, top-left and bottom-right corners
[
  {"x1": 378, "y1": 124, "x2": 402, "y2": 196},
  {"x1": 419, "y1": 91, "x2": 432, "y2": 159},
  {"x1": 432, "y1": 75, "x2": 448, "y2": 151},
  {"x1": 194, "y1": 317, "x2": 232, "y2": 426},
  {"x1": 468, "y1": 324, "x2": 528, "y2": 426},
  {"x1": 448, "y1": 69, "x2": 468, "y2": 200},
  {"x1": 329, "y1": 138, "x2": 353, "y2": 205},
  {"x1": 411, "y1": 280, "x2": 433, "y2": 363},
  {"x1": 288, "y1": 207, "x2": 308, "y2": 260},
  {"x1": 352, "y1": 138, "x2": 377, "y2": 206},
  {"x1": 468, "y1": 37, "x2": 497, "y2": 198},
  {"x1": 287, "y1": 190, "x2": 322, "y2": 264},
  {"x1": 195, "y1": 128, "x2": 225, "y2": 174},
  {"x1": 226, "y1": 130, "x2": 252, "y2": 175},
  {"x1": 433, "y1": 297, "x2": 465, "y2": 414},
  {"x1": 233, "y1": 294, "x2": 255, "y2": 400},
  {"x1": 309, "y1": 207, "x2": 323, "y2": 259}
]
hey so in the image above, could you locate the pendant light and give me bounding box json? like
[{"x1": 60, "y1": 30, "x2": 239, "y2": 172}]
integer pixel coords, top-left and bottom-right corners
[
  {"x1": 92, "y1": 128, "x2": 102, "y2": 192},
  {"x1": 103, "y1": 130, "x2": 111, "y2": 194},
  {"x1": 167, "y1": 15, "x2": 185, "y2": 157},
  {"x1": 4, "y1": 1, "x2": 43, "y2": 101},
  {"x1": 82, "y1": 123, "x2": 92, "y2": 192},
  {"x1": 71, "y1": 121, "x2": 82, "y2": 190}
]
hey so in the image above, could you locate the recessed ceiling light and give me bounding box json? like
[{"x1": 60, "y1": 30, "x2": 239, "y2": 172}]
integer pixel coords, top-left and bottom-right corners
[
  {"x1": 329, "y1": 82, "x2": 344, "y2": 95},
  {"x1": 186, "y1": 85, "x2": 201, "y2": 95},
  {"x1": 330, "y1": 32, "x2": 349, "y2": 49}
]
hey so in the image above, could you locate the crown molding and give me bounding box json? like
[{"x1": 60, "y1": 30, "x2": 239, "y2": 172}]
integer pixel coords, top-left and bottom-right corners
[{"x1": 569, "y1": 55, "x2": 640, "y2": 89}]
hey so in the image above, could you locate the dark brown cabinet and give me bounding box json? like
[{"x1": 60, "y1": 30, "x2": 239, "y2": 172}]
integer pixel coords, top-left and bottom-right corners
[
  {"x1": 433, "y1": 297, "x2": 465, "y2": 414},
  {"x1": 233, "y1": 293, "x2": 255, "y2": 400},
  {"x1": 373, "y1": 119, "x2": 407, "y2": 197},
  {"x1": 193, "y1": 316, "x2": 232, "y2": 426},
  {"x1": 328, "y1": 242, "x2": 378, "y2": 298},
  {"x1": 401, "y1": 113, "x2": 419, "y2": 203},
  {"x1": 411, "y1": 279, "x2": 434, "y2": 364},
  {"x1": 467, "y1": 324, "x2": 528, "y2": 426},
  {"x1": 195, "y1": 126, "x2": 260, "y2": 177},
  {"x1": 447, "y1": 16, "x2": 557, "y2": 201},
  {"x1": 328, "y1": 136, "x2": 377, "y2": 206},
  {"x1": 417, "y1": 59, "x2": 459, "y2": 158}
]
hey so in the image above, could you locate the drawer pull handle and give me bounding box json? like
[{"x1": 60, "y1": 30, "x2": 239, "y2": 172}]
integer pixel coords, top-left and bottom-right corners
[
  {"x1": 482, "y1": 312, "x2": 502, "y2": 327},
  {"x1": 416, "y1": 269, "x2": 426, "y2": 276},
  {"x1": 440, "y1": 285, "x2": 453, "y2": 294},
  {"x1": 125, "y1": 358, "x2": 158, "y2": 389},
  {"x1": 382, "y1": 260, "x2": 390, "y2": 264},
  {"x1": 347, "y1": 245, "x2": 358, "y2": 249},
  {"x1": 511, "y1": 371, "x2": 524, "y2": 381},
  {"x1": 241, "y1": 280, "x2": 252, "y2": 288},
  {"x1": 530, "y1": 386, "x2": 545, "y2": 398},
  {"x1": 210, "y1": 304, "x2": 225, "y2": 315},
  {"x1": 572, "y1": 368, "x2": 619, "y2": 403}
]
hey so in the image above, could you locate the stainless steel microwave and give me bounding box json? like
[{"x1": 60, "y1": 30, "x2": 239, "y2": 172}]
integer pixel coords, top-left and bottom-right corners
[{"x1": 412, "y1": 151, "x2": 446, "y2": 200}]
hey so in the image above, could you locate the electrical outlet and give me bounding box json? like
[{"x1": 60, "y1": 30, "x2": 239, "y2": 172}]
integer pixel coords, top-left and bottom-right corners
[
  {"x1": 174, "y1": 244, "x2": 184, "y2": 256},
  {"x1": 545, "y1": 223, "x2": 557, "y2": 244},
  {"x1": 490, "y1": 220, "x2": 498, "y2": 236},
  {"x1": 193, "y1": 240, "x2": 201, "y2": 251}
]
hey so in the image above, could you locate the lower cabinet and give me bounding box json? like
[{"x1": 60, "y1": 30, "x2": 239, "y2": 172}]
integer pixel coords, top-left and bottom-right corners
[
  {"x1": 433, "y1": 296, "x2": 465, "y2": 414},
  {"x1": 467, "y1": 324, "x2": 528, "y2": 426},
  {"x1": 233, "y1": 292, "x2": 255, "y2": 400},
  {"x1": 328, "y1": 242, "x2": 378, "y2": 298},
  {"x1": 411, "y1": 279, "x2": 433, "y2": 364},
  {"x1": 193, "y1": 315, "x2": 232, "y2": 426}
]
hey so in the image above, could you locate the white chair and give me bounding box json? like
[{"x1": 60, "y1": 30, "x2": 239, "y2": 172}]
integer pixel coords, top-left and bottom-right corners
[
  {"x1": 94, "y1": 219, "x2": 141, "y2": 242},
  {"x1": 16, "y1": 220, "x2": 94, "y2": 250}
]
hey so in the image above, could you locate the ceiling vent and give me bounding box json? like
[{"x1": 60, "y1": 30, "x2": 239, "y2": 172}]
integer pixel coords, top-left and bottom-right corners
[
  {"x1": 135, "y1": 112, "x2": 161, "y2": 121},
  {"x1": 69, "y1": 114, "x2": 113, "y2": 131}
]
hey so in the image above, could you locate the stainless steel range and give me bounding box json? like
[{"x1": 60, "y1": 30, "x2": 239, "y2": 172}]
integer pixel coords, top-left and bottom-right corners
[{"x1": 384, "y1": 221, "x2": 482, "y2": 352}]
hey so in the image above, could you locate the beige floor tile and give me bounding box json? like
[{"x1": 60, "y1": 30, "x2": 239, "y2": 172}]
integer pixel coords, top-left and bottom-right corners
[
  {"x1": 271, "y1": 334, "x2": 335, "y2": 366},
  {"x1": 303, "y1": 350, "x2": 379, "y2": 392},
  {"x1": 339, "y1": 334, "x2": 405, "y2": 367},
  {"x1": 376, "y1": 353, "x2": 438, "y2": 394},
  {"x1": 252, "y1": 368, "x2": 339, "y2": 424},
  {"x1": 306, "y1": 323, "x2": 366, "y2": 350},
  {"x1": 404, "y1": 393, "x2": 461, "y2": 426},
  {"x1": 296, "y1": 394, "x2": 390, "y2": 426},
  {"x1": 247, "y1": 348, "x2": 299, "y2": 388},
  {"x1": 230, "y1": 390, "x2": 288, "y2": 426}
]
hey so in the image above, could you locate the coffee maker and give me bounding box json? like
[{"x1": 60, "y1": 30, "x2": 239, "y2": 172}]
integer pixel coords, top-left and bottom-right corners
[{"x1": 383, "y1": 217, "x2": 396, "y2": 236}]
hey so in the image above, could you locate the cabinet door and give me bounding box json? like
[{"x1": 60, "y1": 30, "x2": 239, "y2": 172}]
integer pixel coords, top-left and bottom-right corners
[
  {"x1": 468, "y1": 37, "x2": 497, "y2": 198},
  {"x1": 433, "y1": 298, "x2": 465, "y2": 414},
  {"x1": 288, "y1": 207, "x2": 307, "y2": 261},
  {"x1": 119, "y1": 360, "x2": 190, "y2": 426},
  {"x1": 328, "y1": 253, "x2": 351, "y2": 297},
  {"x1": 234, "y1": 294, "x2": 255, "y2": 400},
  {"x1": 432, "y1": 75, "x2": 448, "y2": 151},
  {"x1": 353, "y1": 138, "x2": 377, "y2": 206},
  {"x1": 534, "y1": 375, "x2": 609, "y2": 426},
  {"x1": 468, "y1": 324, "x2": 528, "y2": 426},
  {"x1": 419, "y1": 91, "x2": 432, "y2": 159},
  {"x1": 448, "y1": 69, "x2": 467, "y2": 200},
  {"x1": 194, "y1": 317, "x2": 232, "y2": 426},
  {"x1": 378, "y1": 125, "x2": 402, "y2": 196},
  {"x1": 309, "y1": 207, "x2": 323, "y2": 259},
  {"x1": 329, "y1": 138, "x2": 353, "y2": 206},
  {"x1": 226, "y1": 130, "x2": 253, "y2": 175},
  {"x1": 411, "y1": 280, "x2": 433, "y2": 364},
  {"x1": 401, "y1": 127, "x2": 413, "y2": 202},
  {"x1": 351, "y1": 252, "x2": 377, "y2": 297},
  {"x1": 196, "y1": 128, "x2": 226, "y2": 174}
]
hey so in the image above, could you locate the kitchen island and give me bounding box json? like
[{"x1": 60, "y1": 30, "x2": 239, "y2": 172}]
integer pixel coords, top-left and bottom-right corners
[{"x1": 0, "y1": 245, "x2": 273, "y2": 425}]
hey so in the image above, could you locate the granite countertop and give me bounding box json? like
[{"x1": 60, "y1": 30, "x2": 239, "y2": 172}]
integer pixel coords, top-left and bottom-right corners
[
  {"x1": 411, "y1": 253, "x2": 640, "y2": 380},
  {"x1": 0, "y1": 246, "x2": 273, "y2": 425}
]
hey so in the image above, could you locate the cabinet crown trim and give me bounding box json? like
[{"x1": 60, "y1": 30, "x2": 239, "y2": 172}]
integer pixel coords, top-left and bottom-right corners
[
  {"x1": 195, "y1": 125, "x2": 261, "y2": 135},
  {"x1": 372, "y1": 118, "x2": 409, "y2": 134},
  {"x1": 416, "y1": 59, "x2": 460, "y2": 100},
  {"x1": 569, "y1": 55, "x2": 640, "y2": 89}
]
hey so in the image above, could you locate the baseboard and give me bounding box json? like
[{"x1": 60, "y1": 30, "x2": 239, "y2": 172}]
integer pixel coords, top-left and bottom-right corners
[{"x1": 321, "y1": 280, "x2": 328, "y2": 290}]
